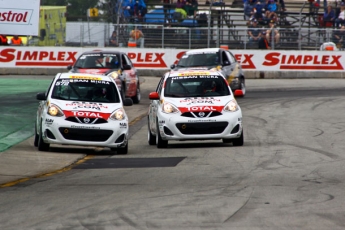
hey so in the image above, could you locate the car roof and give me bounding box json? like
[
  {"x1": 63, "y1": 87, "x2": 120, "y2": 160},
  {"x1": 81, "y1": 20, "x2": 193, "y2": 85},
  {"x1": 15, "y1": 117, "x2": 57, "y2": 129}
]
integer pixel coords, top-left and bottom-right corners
[
  {"x1": 79, "y1": 50, "x2": 123, "y2": 55},
  {"x1": 185, "y1": 48, "x2": 225, "y2": 54},
  {"x1": 57, "y1": 72, "x2": 114, "y2": 82},
  {"x1": 167, "y1": 69, "x2": 224, "y2": 78}
]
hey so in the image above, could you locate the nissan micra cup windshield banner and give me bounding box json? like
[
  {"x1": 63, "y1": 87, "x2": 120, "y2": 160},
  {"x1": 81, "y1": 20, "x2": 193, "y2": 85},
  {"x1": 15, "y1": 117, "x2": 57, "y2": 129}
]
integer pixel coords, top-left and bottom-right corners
[{"x1": 0, "y1": 0, "x2": 40, "y2": 36}]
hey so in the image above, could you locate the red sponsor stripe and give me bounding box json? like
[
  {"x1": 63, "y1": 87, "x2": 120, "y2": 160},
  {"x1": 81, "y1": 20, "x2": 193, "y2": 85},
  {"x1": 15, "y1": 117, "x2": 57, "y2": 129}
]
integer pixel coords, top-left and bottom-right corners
[
  {"x1": 64, "y1": 110, "x2": 111, "y2": 120},
  {"x1": 178, "y1": 106, "x2": 224, "y2": 113},
  {"x1": 280, "y1": 65, "x2": 344, "y2": 70},
  {"x1": 15, "y1": 62, "x2": 74, "y2": 66}
]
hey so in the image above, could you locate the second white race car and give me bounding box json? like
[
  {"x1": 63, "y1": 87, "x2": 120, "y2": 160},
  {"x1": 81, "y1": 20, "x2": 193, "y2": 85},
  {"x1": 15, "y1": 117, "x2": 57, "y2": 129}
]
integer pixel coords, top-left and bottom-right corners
[{"x1": 148, "y1": 69, "x2": 243, "y2": 148}]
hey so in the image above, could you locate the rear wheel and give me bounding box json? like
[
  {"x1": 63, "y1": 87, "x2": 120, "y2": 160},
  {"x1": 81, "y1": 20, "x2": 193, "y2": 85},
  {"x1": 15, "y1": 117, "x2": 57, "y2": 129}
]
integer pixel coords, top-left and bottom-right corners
[
  {"x1": 240, "y1": 79, "x2": 246, "y2": 96},
  {"x1": 232, "y1": 131, "x2": 244, "y2": 146},
  {"x1": 132, "y1": 85, "x2": 141, "y2": 104},
  {"x1": 38, "y1": 122, "x2": 50, "y2": 151},
  {"x1": 148, "y1": 118, "x2": 156, "y2": 145},
  {"x1": 156, "y1": 120, "x2": 168, "y2": 148}
]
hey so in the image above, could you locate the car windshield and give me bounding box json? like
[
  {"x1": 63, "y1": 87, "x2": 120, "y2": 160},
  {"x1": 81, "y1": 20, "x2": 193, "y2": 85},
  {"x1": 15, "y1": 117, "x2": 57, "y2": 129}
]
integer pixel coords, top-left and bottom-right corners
[
  {"x1": 177, "y1": 52, "x2": 220, "y2": 67},
  {"x1": 74, "y1": 53, "x2": 120, "y2": 69},
  {"x1": 51, "y1": 78, "x2": 120, "y2": 103},
  {"x1": 164, "y1": 75, "x2": 230, "y2": 98}
]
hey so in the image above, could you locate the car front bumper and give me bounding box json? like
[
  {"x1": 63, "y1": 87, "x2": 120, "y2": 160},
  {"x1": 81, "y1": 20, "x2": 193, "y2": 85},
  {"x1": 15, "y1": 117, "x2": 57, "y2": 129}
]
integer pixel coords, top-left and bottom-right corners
[
  {"x1": 41, "y1": 116, "x2": 129, "y2": 148},
  {"x1": 157, "y1": 111, "x2": 242, "y2": 141}
]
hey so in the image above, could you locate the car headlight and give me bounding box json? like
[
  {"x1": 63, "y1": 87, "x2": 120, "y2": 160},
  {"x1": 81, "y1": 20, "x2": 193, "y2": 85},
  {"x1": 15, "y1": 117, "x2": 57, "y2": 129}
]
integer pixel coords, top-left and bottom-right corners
[
  {"x1": 162, "y1": 102, "x2": 179, "y2": 114},
  {"x1": 48, "y1": 104, "x2": 64, "y2": 117},
  {"x1": 109, "y1": 72, "x2": 119, "y2": 79},
  {"x1": 110, "y1": 108, "x2": 126, "y2": 120},
  {"x1": 223, "y1": 100, "x2": 239, "y2": 112}
]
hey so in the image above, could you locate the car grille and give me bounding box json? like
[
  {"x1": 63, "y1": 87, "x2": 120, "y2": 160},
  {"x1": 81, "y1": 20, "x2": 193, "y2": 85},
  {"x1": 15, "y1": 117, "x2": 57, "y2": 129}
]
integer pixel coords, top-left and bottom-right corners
[
  {"x1": 65, "y1": 117, "x2": 107, "y2": 124},
  {"x1": 176, "y1": 122, "x2": 228, "y2": 135},
  {"x1": 181, "y1": 111, "x2": 222, "y2": 118},
  {"x1": 59, "y1": 127, "x2": 113, "y2": 142}
]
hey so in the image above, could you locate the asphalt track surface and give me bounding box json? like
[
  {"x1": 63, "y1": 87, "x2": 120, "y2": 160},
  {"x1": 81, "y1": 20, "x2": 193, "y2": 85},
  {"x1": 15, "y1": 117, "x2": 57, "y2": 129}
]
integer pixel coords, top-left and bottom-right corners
[{"x1": 2, "y1": 76, "x2": 345, "y2": 229}]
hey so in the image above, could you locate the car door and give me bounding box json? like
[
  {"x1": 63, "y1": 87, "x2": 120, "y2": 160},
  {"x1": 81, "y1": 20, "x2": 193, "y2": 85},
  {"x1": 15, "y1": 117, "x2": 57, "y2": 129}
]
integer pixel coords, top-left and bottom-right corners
[{"x1": 149, "y1": 75, "x2": 164, "y2": 135}]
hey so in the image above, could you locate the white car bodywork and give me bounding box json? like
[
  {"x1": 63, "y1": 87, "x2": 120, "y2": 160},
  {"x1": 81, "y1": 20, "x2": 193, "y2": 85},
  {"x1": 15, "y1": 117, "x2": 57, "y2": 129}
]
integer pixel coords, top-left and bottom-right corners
[
  {"x1": 148, "y1": 69, "x2": 243, "y2": 148},
  {"x1": 35, "y1": 72, "x2": 131, "y2": 154}
]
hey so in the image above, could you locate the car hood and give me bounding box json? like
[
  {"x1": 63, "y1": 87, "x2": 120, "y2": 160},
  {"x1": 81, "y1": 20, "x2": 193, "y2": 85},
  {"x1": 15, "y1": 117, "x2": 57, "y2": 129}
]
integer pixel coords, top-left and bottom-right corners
[
  {"x1": 52, "y1": 100, "x2": 121, "y2": 120},
  {"x1": 165, "y1": 96, "x2": 234, "y2": 113},
  {"x1": 174, "y1": 66, "x2": 217, "y2": 71}
]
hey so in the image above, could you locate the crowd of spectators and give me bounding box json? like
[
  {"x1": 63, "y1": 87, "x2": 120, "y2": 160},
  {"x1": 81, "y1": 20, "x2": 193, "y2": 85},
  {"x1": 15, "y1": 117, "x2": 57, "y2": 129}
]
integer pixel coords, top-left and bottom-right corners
[
  {"x1": 244, "y1": 0, "x2": 286, "y2": 25},
  {"x1": 119, "y1": 0, "x2": 148, "y2": 22}
]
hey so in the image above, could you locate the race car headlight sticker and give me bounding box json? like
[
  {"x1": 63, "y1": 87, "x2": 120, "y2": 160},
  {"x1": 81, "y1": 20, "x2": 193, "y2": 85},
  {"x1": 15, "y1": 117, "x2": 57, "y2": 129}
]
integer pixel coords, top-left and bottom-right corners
[
  {"x1": 110, "y1": 108, "x2": 126, "y2": 120},
  {"x1": 109, "y1": 72, "x2": 119, "y2": 79},
  {"x1": 223, "y1": 100, "x2": 239, "y2": 112},
  {"x1": 162, "y1": 102, "x2": 179, "y2": 114},
  {"x1": 48, "y1": 104, "x2": 64, "y2": 117}
]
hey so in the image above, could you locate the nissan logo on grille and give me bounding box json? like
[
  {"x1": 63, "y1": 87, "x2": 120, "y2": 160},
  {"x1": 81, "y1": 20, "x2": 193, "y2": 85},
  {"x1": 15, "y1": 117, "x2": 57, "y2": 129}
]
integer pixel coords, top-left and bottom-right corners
[
  {"x1": 198, "y1": 112, "x2": 205, "y2": 117},
  {"x1": 83, "y1": 118, "x2": 90, "y2": 123}
]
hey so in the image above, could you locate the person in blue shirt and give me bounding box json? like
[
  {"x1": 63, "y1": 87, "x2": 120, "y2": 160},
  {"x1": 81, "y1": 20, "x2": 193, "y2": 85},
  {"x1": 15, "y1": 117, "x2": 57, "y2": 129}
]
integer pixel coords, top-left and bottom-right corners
[{"x1": 323, "y1": 5, "x2": 335, "y2": 27}]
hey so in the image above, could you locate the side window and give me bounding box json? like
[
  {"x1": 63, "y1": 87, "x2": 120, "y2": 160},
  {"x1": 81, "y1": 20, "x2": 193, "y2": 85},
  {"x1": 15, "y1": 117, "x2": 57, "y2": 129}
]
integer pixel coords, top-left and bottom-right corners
[
  {"x1": 221, "y1": 51, "x2": 231, "y2": 66},
  {"x1": 123, "y1": 54, "x2": 133, "y2": 67},
  {"x1": 226, "y1": 51, "x2": 237, "y2": 64}
]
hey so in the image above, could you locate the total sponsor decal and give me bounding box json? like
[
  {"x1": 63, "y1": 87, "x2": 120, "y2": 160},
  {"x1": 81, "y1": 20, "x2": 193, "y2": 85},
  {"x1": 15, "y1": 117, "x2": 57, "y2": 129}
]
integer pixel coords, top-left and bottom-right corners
[
  {"x1": 0, "y1": 48, "x2": 77, "y2": 66},
  {"x1": 127, "y1": 52, "x2": 167, "y2": 68},
  {"x1": 263, "y1": 52, "x2": 343, "y2": 70},
  {"x1": 0, "y1": 9, "x2": 32, "y2": 24},
  {"x1": 64, "y1": 111, "x2": 111, "y2": 120},
  {"x1": 179, "y1": 106, "x2": 224, "y2": 113}
]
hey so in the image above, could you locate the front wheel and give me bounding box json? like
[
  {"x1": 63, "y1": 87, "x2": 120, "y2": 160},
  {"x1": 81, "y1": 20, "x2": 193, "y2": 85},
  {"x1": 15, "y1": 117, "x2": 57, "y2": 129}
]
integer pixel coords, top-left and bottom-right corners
[
  {"x1": 148, "y1": 118, "x2": 156, "y2": 145},
  {"x1": 38, "y1": 122, "x2": 50, "y2": 151},
  {"x1": 156, "y1": 120, "x2": 168, "y2": 148},
  {"x1": 232, "y1": 131, "x2": 244, "y2": 146},
  {"x1": 240, "y1": 79, "x2": 246, "y2": 96},
  {"x1": 111, "y1": 142, "x2": 128, "y2": 154},
  {"x1": 34, "y1": 122, "x2": 39, "y2": 147}
]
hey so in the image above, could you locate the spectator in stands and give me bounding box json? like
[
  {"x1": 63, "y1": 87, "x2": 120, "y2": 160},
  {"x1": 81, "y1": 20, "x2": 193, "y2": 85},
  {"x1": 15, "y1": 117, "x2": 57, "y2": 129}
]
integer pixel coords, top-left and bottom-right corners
[
  {"x1": 109, "y1": 31, "x2": 119, "y2": 47},
  {"x1": 248, "y1": 19, "x2": 262, "y2": 47},
  {"x1": 162, "y1": 0, "x2": 172, "y2": 22},
  {"x1": 258, "y1": 31, "x2": 271, "y2": 49},
  {"x1": 264, "y1": 0, "x2": 278, "y2": 22},
  {"x1": 174, "y1": 0, "x2": 187, "y2": 22},
  {"x1": 332, "y1": 23, "x2": 345, "y2": 48},
  {"x1": 129, "y1": 28, "x2": 144, "y2": 48},
  {"x1": 0, "y1": 34, "x2": 8, "y2": 46},
  {"x1": 10, "y1": 35, "x2": 23, "y2": 46},
  {"x1": 335, "y1": 3, "x2": 345, "y2": 28},
  {"x1": 266, "y1": 19, "x2": 280, "y2": 45},
  {"x1": 323, "y1": 5, "x2": 336, "y2": 27},
  {"x1": 253, "y1": 1, "x2": 269, "y2": 25},
  {"x1": 244, "y1": 0, "x2": 256, "y2": 21},
  {"x1": 129, "y1": 0, "x2": 147, "y2": 22},
  {"x1": 176, "y1": 0, "x2": 186, "y2": 8},
  {"x1": 184, "y1": 0, "x2": 198, "y2": 18}
]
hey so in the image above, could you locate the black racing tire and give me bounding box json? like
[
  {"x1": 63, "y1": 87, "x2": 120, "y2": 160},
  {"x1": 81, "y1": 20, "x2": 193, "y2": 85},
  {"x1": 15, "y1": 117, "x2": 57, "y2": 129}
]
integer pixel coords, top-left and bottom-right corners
[
  {"x1": 38, "y1": 121, "x2": 50, "y2": 151},
  {"x1": 240, "y1": 78, "x2": 246, "y2": 96},
  {"x1": 148, "y1": 117, "x2": 156, "y2": 145},
  {"x1": 120, "y1": 83, "x2": 126, "y2": 101},
  {"x1": 34, "y1": 122, "x2": 39, "y2": 147},
  {"x1": 156, "y1": 119, "x2": 168, "y2": 148},
  {"x1": 232, "y1": 130, "x2": 244, "y2": 146},
  {"x1": 112, "y1": 142, "x2": 128, "y2": 155},
  {"x1": 131, "y1": 85, "x2": 141, "y2": 104}
]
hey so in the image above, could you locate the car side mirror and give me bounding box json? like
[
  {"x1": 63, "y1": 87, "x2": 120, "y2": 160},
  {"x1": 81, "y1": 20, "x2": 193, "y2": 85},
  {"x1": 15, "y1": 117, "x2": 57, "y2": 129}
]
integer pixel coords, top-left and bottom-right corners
[
  {"x1": 123, "y1": 98, "x2": 133, "y2": 106},
  {"x1": 170, "y1": 64, "x2": 176, "y2": 69},
  {"x1": 36, "y1": 92, "x2": 46, "y2": 100},
  {"x1": 123, "y1": 64, "x2": 131, "y2": 70},
  {"x1": 224, "y1": 61, "x2": 230, "y2": 66},
  {"x1": 67, "y1": 65, "x2": 72, "y2": 70},
  {"x1": 149, "y1": 92, "x2": 160, "y2": 100}
]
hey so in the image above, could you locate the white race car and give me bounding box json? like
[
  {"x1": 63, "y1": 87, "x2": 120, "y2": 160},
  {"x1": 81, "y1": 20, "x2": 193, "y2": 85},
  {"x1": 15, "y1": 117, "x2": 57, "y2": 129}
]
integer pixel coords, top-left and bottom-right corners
[
  {"x1": 34, "y1": 73, "x2": 133, "y2": 154},
  {"x1": 148, "y1": 69, "x2": 243, "y2": 148}
]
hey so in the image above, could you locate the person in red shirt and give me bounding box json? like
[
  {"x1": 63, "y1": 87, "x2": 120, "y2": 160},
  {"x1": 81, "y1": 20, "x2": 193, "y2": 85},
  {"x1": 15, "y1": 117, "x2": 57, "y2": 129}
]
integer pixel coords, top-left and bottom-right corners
[
  {"x1": 10, "y1": 35, "x2": 23, "y2": 46},
  {"x1": 0, "y1": 35, "x2": 8, "y2": 46}
]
